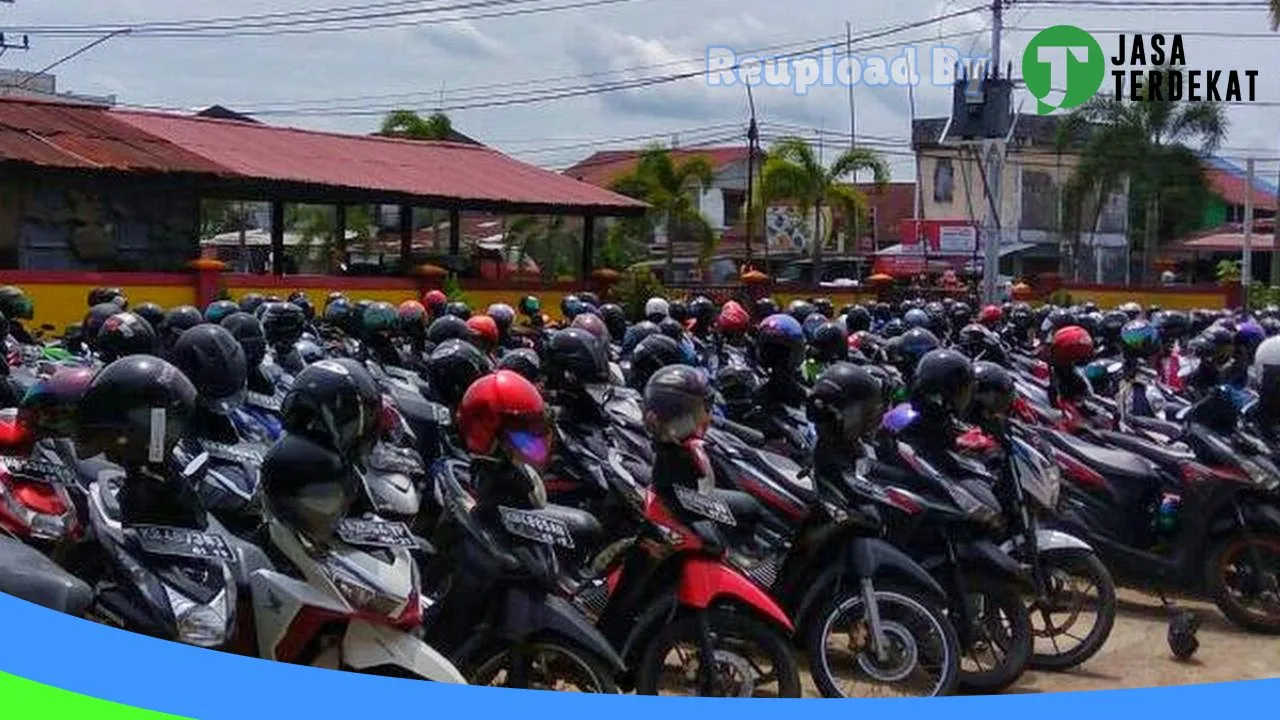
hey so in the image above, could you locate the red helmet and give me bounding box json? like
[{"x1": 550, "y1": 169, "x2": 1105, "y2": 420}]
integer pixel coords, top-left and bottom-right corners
[
  {"x1": 422, "y1": 290, "x2": 447, "y2": 314},
  {"x1": 716, "y1": 300, "x2": 750, "y2": 335},
  {"x1": 466, "y1": 315, "x2": 500, "y2": 351},
  {"x1": 1050, "y1": 325, "x2": 1095, "y2": 366},
  {"x1": 457, "y1": 370, "x2": 549, "y2": 468},
  {"x1": 978, "y1": 304, "x2": 1002, "y2": 328}
]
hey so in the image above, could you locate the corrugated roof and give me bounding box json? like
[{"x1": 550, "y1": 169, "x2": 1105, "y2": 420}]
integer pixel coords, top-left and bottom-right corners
[
  {"x1": 114, "y1": 108, "x2": 643, "y2": 211},
  {"x1": 1204, "y1": 157, "x2": 1278, "y2": 210},
  {"x1": 0, "y1": 98, "x2": 644, "y2": 213},
  {"x1": 0, "y1": 99, "x2": 229, "y2": 173},
  {"x1": 564, "y1": 147, "x2": 749, "y2": 188}
]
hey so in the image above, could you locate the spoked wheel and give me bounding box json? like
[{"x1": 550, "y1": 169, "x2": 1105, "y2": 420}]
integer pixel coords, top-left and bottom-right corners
[
  {"x1": 807, "y1": 584, "x2": 960, "y2": 698},
  {"x1": 635, "y1": 610, "x2": 801, "y2": 697},
  {"x1": 1208, "y1": 532, "x2": 1280, "y2": 634},
  {"x1": 954, "y1": 576, "x2": 1033, "y2": 694},
  {"x1": 1027, "y1": 551, "x2": 1117, "y2": 670},
  {"x1": 468, "y1": 640, "x2": 620, "y2": 692}
]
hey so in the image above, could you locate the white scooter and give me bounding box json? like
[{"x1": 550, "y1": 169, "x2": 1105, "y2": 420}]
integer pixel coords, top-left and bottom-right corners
[{"x1": 248, "y1": 503, "x2": 466, "y2": 683}]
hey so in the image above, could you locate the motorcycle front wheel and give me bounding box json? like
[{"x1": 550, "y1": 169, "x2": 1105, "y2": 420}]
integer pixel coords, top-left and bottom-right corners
[
  {"x1": 466, "y1": 639, "x2": 620, "y2": 692},
  {"x1": 953, "y1": 575, "x2": 1033, "y2": 693},
  {"x1": 1027, "y1": 550, "x2": 1116, "y2": 670},
  {"x1": 635, "y1": 610, "x2": 802, "y2": 697},
  {"x1": 1207, "y1": 531, "x2": 1280, "y2": 634},
  {"x1": 807, "y1": 584, "x2": 960, "y2": 698}
]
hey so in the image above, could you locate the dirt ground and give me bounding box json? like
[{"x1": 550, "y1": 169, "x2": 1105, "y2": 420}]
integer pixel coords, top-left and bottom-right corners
[{"x1": 798, "y1": 589, "x2": 1280, "y2": 697}]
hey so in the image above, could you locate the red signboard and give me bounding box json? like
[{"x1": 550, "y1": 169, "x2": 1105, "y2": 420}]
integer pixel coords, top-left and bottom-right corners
[{"x1": 899, "y1": 219, "x2": 980, "y2": 254}]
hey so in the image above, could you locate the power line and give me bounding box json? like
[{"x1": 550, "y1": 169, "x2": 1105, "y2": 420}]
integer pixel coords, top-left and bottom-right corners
[
  {"x1": 1009, "y1": 25, "x2": 1280, "y2": 37},
  {"x1": 1020, "y1": 0, "x2": 1265, "y2": 7},
  {"x1": 7, "y1": 29, "x2": 129, "y2": 90}
]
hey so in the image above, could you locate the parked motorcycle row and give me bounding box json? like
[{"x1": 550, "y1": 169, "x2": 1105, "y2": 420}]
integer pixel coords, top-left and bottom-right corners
[{"x1": 0, "y1": 284, "x2": 1277, "y2": 698}]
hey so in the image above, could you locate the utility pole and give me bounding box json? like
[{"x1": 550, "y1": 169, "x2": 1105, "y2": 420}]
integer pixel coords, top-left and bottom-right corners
[
  {"x1": 744, "y1": 83, "x2": 758, "y2": 269},
  {"x1": 981, "y1": 0, "x2": 1007, "y2": 303},
  {"x1": 846, "y1": 21, "x2": 858, "y2": 258},
  {"x1": 1244, "y1": 157, "x2": 1254, "y2": 310},
  {"x1": 1272, "y1": 158, "x2": 1280, "y2": 286}
]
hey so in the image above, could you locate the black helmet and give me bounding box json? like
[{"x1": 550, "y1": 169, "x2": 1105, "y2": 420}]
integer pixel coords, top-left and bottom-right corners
[
  {"x1": 426, "y1": 315, "x2": 475, "y2": 346},
  {"x1": 807, "y1": 361, "x2": 884, "y2": 443},
  {"x1": 753, "y1": 297, "x2": 779, "y2": 321},
  {"x1": 955, "y1": 323, "x2": 1008, "y2": 366},
  {"x1": 844, "y1": 305, "x2": 872, "y2": 334},
  {"x1": 579, "y1": 291, "x2": 601, "y2": 309},
  {"x1": 811, "y1": 322, "x2": 849, "y2": 363},
  {"x1": 75, "y1": 356, "x2": 196, "y2": 467},
  {"x1": 261, "y1": 434, "x2": 355, "y2": 543},
  {"x1": 88, "y1": 287, "x2": 127, "y2": 309},
  {"x1": 444, "y1": 301, "x2": 471, "y2": 320},
  {"x1": 161, "y1": 305, "x2": 203, "y2": 351},
  {"x1": 497, "y1": 348, "x2": 541, "y2": 384},
  {"x1": 969, "y1": 361, "x2": 1015, "y2": 427},
  {"x1": 657, "y1": 317, "x2": 684, "y2": 341},
  {"x1": 425, "y1": 339, "x2": 492, "y2": 407},
  {"x1": 0, "y1": 286, "x2": 32, "y2": 321},
  {"x1": 221, "y1": 312, "x2": 268, "y2": 369},
  {"x1": 169, "y1": 324, "x2": 248, "y2": 408},
  {"x1": 239, "y1": 293, "x2": 267, "y2": 316},
  {"x1": 204, "y1": 300, "x2": 240, "y2": 325},
  {"x1": 599, "y1": 304, "x2": 627, "y2": 342},
  {"x1": 890, "y1": 327, "x2": 941, "y2": 380},
  {"x1": 813, "y1": 298, "x2": 835, "y2": 319},
  {"x1": 716, "y1": 364, "x2": 760, "y2": 418},
  {"x1": 1100, "y1": 310, "x2": 1128, "y2": 342},
  {"x1": 880, "y1": 318, "x2": 905, "y2": 338},
  {"x1": 544, "y1": 327, "x2": 609, "y2": 389},
  {"x1": 260, "y1": 302, "x2": 306, "y2": 348},
  {"x1": 757, "y1": 314, "x2": 806, "y2": 372},
  {"x1": 688, "y1": 296, "x2": 716, "y2": 330},
  {"x1": 82, "y1": 303, "x2": 122, "y2": 351},
  {"x1": 622, "y1": 321, "x2": 660, "y2": 356},
  {"x1": 787, "y1": 300, "x2": 816, "y2": 324},
  {"x1": 643, "y1": 364, "x2": 712, "y2": 444},
  {"x1": 911, "y1": 349, "x2": 974, "y2": 416},
  {"x1": 668, "y1": 300, "x2": 690, "y2": 324},
  {"x1": 1154, "y1": 310, "x2": 1190, "y2": 343},
  {"x1": 323, "y1": 298, "x2": 352, "y2": 327},
  {"x1": 289, "y1": 293, "x2": 316, "y2": 322},
  {"x1": 96, "y1": 312, "x2": 157, "y2": 362},
  {"x1": 629, "y1": 334, "x2": 686, "y2": 391},
  {"x1": 129, "y1": 302, "x2": 164, "y2": 332},
  {"x1": 281, "y1": 358, "x2": 382, "y2": 457}
]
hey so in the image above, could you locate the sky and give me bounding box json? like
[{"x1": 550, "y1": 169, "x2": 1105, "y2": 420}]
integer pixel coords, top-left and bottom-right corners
[{"x1": 2, "y1": 0, "x2": 1279, "y2": 183}]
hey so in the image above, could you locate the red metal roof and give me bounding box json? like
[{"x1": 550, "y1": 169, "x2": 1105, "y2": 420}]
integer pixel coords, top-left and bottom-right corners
[
  {"x1": 0, "y1": 98, "x2": 644, "y2": 213},
  {"x1": 0, "y1": 99, "x2": 228, "y2": 174},
  {"x1": 1205, "y1": 167, "x2": 1278, "y2": 211},
  {"x1": 564, "y1": 147, "x2": 749, "y2": 188}
]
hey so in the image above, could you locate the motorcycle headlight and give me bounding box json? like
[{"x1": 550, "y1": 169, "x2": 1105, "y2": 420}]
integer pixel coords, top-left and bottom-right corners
[
  {"x1": 949, "y1": 482, "x2": 1002, "y2": 528},
  {"x1": 164, "y1": 586, "x2": 231, "y2": 648},
  {"x1": 325, "y1": 563, "x2": 405, "y2": 618}
]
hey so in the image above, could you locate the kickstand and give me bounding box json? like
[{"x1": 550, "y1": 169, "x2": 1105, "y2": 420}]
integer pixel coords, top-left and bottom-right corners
[{"x1": 1159, "y1": 592, "x2": 1200, "y2": 661}]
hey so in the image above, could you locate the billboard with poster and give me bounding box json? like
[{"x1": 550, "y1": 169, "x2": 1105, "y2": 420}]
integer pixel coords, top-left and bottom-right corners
[{"x1": 899, "y1": 219, "x2": 980, "y2": 254}]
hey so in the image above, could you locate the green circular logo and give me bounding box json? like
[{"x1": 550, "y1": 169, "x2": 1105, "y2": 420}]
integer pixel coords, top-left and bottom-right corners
[{"x1": 1022, "y1": 25, "x2": 1105, "y2": 114}]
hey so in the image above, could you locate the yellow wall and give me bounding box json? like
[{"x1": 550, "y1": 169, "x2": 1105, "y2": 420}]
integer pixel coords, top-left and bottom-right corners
[
  {"x1": 918, "y1": 147, "x2": 1079, "y2": 225},
  {"x1": 25, "y1": 283, "x2": 197, "y2": 334},
  {"x1": 1057, "y1": 288, "x2": 1227, "y2": 311}
]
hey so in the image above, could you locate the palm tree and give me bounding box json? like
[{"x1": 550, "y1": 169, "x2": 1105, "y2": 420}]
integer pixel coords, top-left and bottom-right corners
[
  {"x1": 1058, "y1": 70, "x2": 1226, "y2": 284},
  {"x1": 378, "y1": 110, "x2": 455, "y2": 140},
  {"x1": 760, "y1": 137, "x2": 889, "y2": 285},
  {"x1": 607, "y1": 145, "x2": 715, "y2": 282},
  {"x1": 1272, "y1": 0, "x2": 1279, "y2": 29},
  {"x1": 504, "y1": 215, "x2": 579, "y2": 281}
]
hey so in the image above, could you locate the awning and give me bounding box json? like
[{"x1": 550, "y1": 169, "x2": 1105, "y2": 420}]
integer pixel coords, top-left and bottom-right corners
[{"x1": 1175, "y1": 233, "x2": 1280, "y2": 253}]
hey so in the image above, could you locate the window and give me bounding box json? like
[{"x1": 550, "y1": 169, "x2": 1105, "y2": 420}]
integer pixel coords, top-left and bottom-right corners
[
  {"x1": 933, "y1": 158, "x2": 954, "y2": 203},
  {"x1": 722, "y1": 190, "x2": 745, "y2": 227}
]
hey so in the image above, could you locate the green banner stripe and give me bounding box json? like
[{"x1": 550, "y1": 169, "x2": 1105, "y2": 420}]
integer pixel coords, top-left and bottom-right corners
[{"x1": 0, "y1": 671, "x2": 192, "y2": 719}]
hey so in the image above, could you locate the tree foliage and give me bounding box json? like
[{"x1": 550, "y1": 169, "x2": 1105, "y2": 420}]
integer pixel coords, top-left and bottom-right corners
[
  {"x1": 378, "y1": 110, "x2": 454, "y2": 140},
  {"x1": 607, "y1": 145, "x2": 716, "y2": 275}
]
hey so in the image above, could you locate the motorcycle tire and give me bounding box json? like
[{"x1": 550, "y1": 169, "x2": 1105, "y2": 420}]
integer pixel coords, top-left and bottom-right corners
[
  {"x1": 634, "y1": 610, "x2": 802, "y2": 697},
  {"x1": 1027, "y1": 550, "x2": 1117, "y2": 671},
  {"x1": 465, "y1": 638, "x2": 621, "y2": 693},
  {"x1": 954, "y1": 575, "x2": 1033, "y2": 694},
  {"x1": 806, "y1": 583, "x2": 960, "y2": 698},
  {"x1": 1206, "y1": 531, "x2": 1280, "y2": 635}
]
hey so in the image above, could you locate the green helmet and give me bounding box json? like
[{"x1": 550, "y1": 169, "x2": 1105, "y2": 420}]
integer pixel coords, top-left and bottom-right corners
[
  {"x1": 0, "y1": 286, "x2": 33, "y2": 321},
  {"x1": 362, "y1": 301, "x2": 398, "y2": 336}
]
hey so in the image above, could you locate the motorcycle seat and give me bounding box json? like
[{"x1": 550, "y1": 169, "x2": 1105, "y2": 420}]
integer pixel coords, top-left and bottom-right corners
[
  {"x1": 1044, "y1": 431, "x2": 1160, "y2": 482},
  {"x1": 1128, "y1": 414, "x2": 1183, "y2": 439},
  {"x1": 1093, "y1": 430, "x2": 1194, "y2": 470},
  {"x1": 535, "y1": 504, "x2": 604, "y2": 547}
]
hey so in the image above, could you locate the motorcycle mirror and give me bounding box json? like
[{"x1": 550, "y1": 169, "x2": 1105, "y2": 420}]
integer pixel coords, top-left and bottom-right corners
[{"x1": 181, "y1": 451, "x2": 210, "y2": 479}]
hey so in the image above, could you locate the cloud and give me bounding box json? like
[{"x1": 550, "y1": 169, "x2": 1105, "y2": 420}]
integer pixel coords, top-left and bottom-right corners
[{"x1": 413, "y1": 20, "x2": 509, "y2": 60}]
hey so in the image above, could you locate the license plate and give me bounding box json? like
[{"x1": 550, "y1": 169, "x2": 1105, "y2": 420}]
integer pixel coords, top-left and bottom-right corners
[
  {"x1": 0, "y1": 455, "x2": 77, "y2": 484},
  {"x1": 674, "y1": 486, "x2": 736, "y2": 526},
  {"x1": 246, "y1": 391, "x2": 284, "y2": 412},
  {"x1": 202, "y1": 442, "x2": 266, "y2": 465},
  {"x1": 336, "y1": 518, "x2": 418, "y2": 548},
  {"x1": 133, "y1": 525, "x2": 237, "y2": 562},
  {"x1": 498, "y1": 507, "x2": 575, "y2": 549}
]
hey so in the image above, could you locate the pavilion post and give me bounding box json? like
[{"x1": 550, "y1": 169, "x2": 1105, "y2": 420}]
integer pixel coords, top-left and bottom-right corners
[
  {"x1": 581, "y1": 214, "x2": 596, "y2": 280},
  {"x1": 399, "y1": 204, "x2": 413, "y2": 271},
  {"x1": 448, "y1": 208, "x2": 461, "y2": 258},
  {"x1": 334, "y1": 204, "x2": 347, "y2": 274},
  {"x1": 270, "y1": 200, "x2": 285, "y2": 275}
]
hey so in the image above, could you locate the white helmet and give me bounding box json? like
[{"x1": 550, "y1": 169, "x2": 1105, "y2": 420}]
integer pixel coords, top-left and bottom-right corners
[
  {"x1": 644, "y1": 297, "x2": 670, "y2": 320},
  {"x1": 1250, "y1": 335, "x2": 1280, "y2": 387}
]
